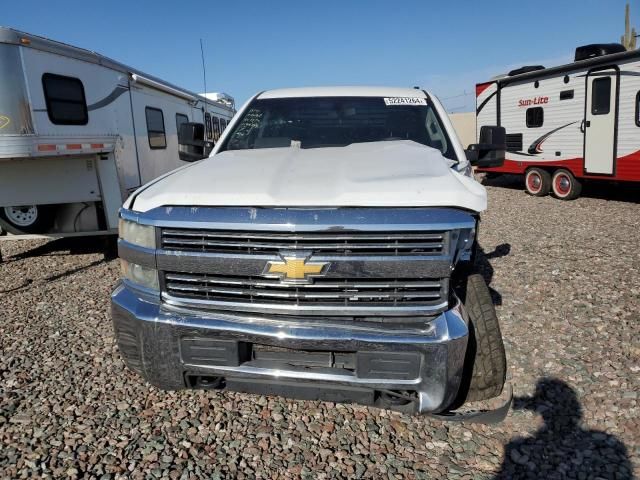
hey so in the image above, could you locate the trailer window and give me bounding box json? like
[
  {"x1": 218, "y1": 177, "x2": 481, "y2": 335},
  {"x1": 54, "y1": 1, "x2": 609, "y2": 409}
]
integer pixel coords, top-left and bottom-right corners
[
  {"x1": 591, "y1": 77, "x2": 611, "y2": 115},
  {"x1": 42, "y1": 73, "x2": 88, "y2": 125},
  {"x1": 526, "y1": 107, "x2": 544, "y2": 128},
  {"x1": 213, "y1": 117, "x2": 221, "y2": 142},
  {"x1": 204, "y1": 113, "x2": 213, "y2": 141},
  {"x1": 145, "y1": 107, "x2": 166, "y2": 149}
]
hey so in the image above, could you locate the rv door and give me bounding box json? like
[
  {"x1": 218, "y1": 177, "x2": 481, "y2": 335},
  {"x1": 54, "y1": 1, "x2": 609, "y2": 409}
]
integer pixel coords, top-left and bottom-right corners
[
  {"x1": 0, "y1": 44, "x2": 34, "y2": 135},
  {"x1": 583, "y1": 68, "x2": 618, "y2": 175}
]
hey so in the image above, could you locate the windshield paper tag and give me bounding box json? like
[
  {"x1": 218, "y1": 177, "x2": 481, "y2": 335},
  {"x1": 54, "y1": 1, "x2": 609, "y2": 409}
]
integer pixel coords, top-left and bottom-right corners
[{"x1": 384, "y1": 97, "x2": 427, "y2": 106}]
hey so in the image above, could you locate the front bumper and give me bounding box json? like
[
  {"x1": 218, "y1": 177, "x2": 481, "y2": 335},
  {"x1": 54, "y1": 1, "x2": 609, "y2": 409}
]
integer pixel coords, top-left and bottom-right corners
[{"x1": 111, "y1": 282, "x2": 470, "y2": 414}]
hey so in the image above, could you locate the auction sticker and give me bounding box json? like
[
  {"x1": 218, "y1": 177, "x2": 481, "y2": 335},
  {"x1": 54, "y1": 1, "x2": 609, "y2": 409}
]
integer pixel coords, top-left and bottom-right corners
[{"x1": 383, "y1": 97, "x2": 427, "y2": 106}]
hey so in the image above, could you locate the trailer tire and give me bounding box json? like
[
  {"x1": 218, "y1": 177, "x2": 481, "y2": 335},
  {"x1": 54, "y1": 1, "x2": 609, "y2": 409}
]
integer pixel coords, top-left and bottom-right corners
[
  {"x1": 551, "y1": 169, "x2": 582, "y2": 200},
  {"x1": 454, "y1": 273, "x2": 507, "y2": 405},
  {"x1": 0, "y1": 205, "x2": 56, "y2": 234},
  {"x1": 525, "y1": 168, "x2": 551, "y2": 196}
]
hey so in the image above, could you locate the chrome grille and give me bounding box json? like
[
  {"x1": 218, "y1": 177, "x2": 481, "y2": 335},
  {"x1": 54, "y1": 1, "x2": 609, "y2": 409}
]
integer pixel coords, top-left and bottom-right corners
[
  {"x1": 163, "y1": 272, "x2": 448, "y2": 309},
  {"x1": 161, "y1": 229, "x2": 448, "y2": 256}
]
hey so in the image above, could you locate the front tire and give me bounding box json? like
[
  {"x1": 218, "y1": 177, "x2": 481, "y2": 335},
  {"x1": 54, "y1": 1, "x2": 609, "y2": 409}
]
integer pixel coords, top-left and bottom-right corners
[
  {"x1": 525, "y1": 168, "x2": 551, "y2": 196},
  {"x1": 454, "y1": 274, "x2": 507, "y2": 404},
  {"x1": 0, "y1": 205, "x2": 56, "y2": 234},
  {"x1": 551, "y1": 169, "x2": 582, "y2": 200}
]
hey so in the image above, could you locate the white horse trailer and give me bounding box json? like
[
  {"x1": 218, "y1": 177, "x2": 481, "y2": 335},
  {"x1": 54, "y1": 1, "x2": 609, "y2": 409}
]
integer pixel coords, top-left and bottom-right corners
[{"x1": 0, "y1": 27, "x2": 235, "y2": 236}]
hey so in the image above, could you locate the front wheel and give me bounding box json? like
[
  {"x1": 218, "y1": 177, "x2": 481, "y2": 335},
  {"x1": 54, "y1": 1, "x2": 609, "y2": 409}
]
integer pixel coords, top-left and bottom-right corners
[
  {"x1": 454, "y1": 274, "x2": 507, "y2": 405},
  {"x1": 0, "y1": 205, "x2": 56, "y2": 234},
  {"x1": 551, "y1": 169, "x2": 582, "y2": 200}
]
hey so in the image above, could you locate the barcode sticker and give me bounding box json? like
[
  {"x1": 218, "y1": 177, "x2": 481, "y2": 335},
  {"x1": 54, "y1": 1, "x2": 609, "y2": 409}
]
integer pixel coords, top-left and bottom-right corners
[{"x1": 383, "y1": 97, "x2": 427, "y2": 106}]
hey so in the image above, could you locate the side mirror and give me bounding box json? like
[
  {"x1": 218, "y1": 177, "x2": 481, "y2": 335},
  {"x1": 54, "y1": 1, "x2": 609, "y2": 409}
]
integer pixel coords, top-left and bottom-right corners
[
  {"x1": 178, "y1": 122, "x2": 207, "y2": 162},
  {"x1": 465, "y1": 126, "x2": 506, "y2": 168}
]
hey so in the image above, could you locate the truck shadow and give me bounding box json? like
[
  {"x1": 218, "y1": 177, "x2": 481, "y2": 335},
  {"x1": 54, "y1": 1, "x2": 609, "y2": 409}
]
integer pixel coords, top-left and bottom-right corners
[
  {"x1": 0, "y1": 258, "x2": 107, "y2": 294},
  {"x1": 481, "y1": 173, "x2": 640, "y2": 204},
  {"x1": 495, "y1": 378, "x2": 633, "y2": 479},
  {"x1": 0, "y1": 237, "x2": 116, "y2": 293},
  {"x1": 1, "y1": 236, "x2": 117, "y2": 264},
  {"x1": 475, "y1": 243, "x2": 510, "y2": 306}
]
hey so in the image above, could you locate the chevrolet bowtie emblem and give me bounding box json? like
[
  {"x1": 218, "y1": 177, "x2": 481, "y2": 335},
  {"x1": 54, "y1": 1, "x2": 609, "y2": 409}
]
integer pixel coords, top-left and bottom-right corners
[{"x1": 263, "y1": 252, "x2": 329, "y2": 284}]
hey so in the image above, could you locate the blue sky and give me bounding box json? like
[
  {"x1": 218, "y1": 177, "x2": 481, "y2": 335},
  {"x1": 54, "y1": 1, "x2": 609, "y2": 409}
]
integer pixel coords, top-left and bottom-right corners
[{"x1": 4, "y1": 0, "x2": 637, "y2": 111}]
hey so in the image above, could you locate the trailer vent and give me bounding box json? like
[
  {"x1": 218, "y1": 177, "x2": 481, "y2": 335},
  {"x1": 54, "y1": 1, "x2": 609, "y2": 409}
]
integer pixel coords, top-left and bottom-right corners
[
  {"x1": 560, "y1": 90, "x2": 574, "y2": 101},
  {"x1": 506, "y1": 134, "x2": 523, "y2": 152},
  {"x1": 574, "y1": 43, "x2": 626, "y2": 62}
]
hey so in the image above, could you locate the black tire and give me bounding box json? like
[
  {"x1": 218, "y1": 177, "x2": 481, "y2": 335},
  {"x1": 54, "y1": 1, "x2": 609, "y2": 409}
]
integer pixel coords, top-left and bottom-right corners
[
  {"x1": 551, "y1": 169, "x2": 582, "y2": 200},
  {"x1": 524, "y1": 167, "x2": 551, "y2": 196},
  {"x1": 0, "y1": 204, "x2": 56, "y2": 234},
  {"x1": 454, "y1": 273, "x2": 507, "y2": 404}
]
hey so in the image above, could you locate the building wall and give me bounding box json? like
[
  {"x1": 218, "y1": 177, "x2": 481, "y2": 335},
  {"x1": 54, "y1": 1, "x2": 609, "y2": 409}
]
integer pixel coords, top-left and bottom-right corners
[{"x1": 449, "y1": 112, "x2": 476, "y2": 148}]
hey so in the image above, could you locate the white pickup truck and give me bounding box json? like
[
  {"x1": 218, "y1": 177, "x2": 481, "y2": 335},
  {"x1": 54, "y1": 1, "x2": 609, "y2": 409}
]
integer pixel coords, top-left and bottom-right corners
[{"x1": 111, "y1": 87, "x2": 511, "y2": 422}]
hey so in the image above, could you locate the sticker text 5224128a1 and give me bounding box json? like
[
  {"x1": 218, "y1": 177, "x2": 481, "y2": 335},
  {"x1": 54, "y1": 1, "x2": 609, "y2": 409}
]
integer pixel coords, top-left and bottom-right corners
[{"x1": 383, "y1": 97, "x2": 427, "y2": 106}]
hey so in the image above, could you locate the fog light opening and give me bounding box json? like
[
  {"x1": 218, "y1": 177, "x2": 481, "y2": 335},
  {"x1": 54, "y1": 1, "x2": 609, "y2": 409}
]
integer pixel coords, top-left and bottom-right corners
[{"x1": 186, "y1": 374, "x2": 225, "y2": 390}]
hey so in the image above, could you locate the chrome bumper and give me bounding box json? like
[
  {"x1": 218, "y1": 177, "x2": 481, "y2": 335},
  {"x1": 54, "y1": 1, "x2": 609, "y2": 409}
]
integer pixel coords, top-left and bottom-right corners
[{"x1": 111, "y1": 282, "x2": 470, "y2": 414}]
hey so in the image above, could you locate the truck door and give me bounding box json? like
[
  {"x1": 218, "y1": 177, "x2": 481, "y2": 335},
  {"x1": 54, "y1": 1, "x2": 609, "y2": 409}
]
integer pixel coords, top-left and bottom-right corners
[{"x1": 583, "y1": 68, "x2": 618, "y2": 175}]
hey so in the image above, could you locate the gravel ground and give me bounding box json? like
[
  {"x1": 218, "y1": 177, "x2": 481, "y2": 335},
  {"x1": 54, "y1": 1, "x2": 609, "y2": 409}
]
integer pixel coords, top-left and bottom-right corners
[{"x1": 1, "y1": 176, "x2": 639, "y2": 479}]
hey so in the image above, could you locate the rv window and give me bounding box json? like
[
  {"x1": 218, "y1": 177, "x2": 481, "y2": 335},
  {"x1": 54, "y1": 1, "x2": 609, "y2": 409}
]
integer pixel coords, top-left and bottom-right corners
[
  {"x1": 145, "y1": 107, "x2": 166, "y2": 149},
  {"x1": 591, "y1": 77, "x2": 611, "y2": 115},
  {"x1": 42, "y1": 73, "x2": 88, "y2": 125},
  {"x1": 213, "y1": 117, "x2": 221, "y2": 141},
  {"x1": 205, "y1": 113, "x2": 213, "y2": 141},
  {"x1": 636, "y1": 92, "x2": 640, "y2": 127},
  {"x1": 176, "y1": 113, "x2": 189, "y2": 141},
  {"x1": 526, "y1": 107, "x2": 544, "y2": 128}
]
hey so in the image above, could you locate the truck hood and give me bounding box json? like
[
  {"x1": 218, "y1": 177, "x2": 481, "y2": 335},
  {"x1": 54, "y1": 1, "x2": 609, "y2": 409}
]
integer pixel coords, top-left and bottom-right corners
[{"x1": 129, "y1": 141, "x2": 487, "y2": 213}]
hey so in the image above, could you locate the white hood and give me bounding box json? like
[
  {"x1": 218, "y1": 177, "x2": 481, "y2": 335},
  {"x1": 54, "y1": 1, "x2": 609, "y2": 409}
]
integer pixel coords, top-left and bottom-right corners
[{"x1": 129, "y1": 141, "x2": 487, "y2": 213}]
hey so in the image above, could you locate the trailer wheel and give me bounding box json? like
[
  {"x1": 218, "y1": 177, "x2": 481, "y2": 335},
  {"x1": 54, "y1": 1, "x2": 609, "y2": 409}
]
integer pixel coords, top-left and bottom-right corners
[
  {"x1": 0, "y1": 205, "x2": 55, "y2": 234},
  {"x1": 453, "y1": 273, "x2": 507, "y2": 406},
  {"x1": 551, "y1": 169, "x2": 582, "y2": 200},
  {"x1": 524, "y1": 168, "x2": 551, "y2": 196}
]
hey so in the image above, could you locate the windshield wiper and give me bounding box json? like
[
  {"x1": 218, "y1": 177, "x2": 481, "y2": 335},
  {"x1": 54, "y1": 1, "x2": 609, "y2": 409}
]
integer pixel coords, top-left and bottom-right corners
[{"x1": 300, "y1": 142, "x2": 352, "y2": 149}]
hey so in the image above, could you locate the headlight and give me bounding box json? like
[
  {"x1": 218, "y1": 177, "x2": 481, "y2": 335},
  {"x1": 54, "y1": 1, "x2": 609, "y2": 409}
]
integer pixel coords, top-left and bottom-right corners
[
  {"x1": 119, "y1": 218, "x2": 156, "y2": 249},
  {"x1": 120, "y1": 259, "x2": 159, "y2": 290}
]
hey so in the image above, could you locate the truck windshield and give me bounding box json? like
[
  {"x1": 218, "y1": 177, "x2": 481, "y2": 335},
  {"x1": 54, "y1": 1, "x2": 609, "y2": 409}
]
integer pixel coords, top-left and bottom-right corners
[{"x1": 222, "y1": 96, "x2": 457, "y2": 161}]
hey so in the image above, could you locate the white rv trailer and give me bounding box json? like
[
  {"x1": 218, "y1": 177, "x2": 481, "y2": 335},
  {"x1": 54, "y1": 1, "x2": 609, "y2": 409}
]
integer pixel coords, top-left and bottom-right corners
[
  {"x1": 475, "y1": 43, "x2": 640, "y2": 199},
  {"x1": 0, "y1": 27, "x2": 235, "y2": 236}
]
